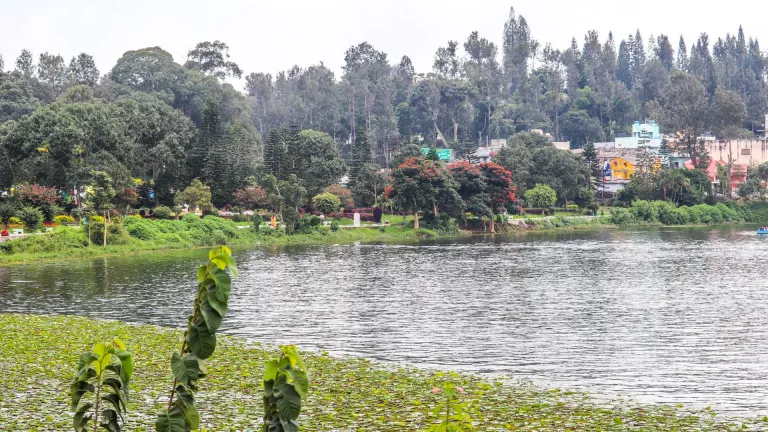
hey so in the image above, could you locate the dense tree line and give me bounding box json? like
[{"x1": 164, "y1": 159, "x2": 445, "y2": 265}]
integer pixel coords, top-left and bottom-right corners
[
  {"x1": 0, "y1": 43, "x2": 261, "y2": 207},
  {"x1": 1, "y1": 7, "x2": 766, "y2": 212},
  {"x1": 244, "y1": 7, "x2": 766, "y2": 162}
]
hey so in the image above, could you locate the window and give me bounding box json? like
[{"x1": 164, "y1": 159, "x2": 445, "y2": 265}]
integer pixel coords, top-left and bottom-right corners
[{"x1": 741, "y1": 148, "x2": 751, "y2": 156}]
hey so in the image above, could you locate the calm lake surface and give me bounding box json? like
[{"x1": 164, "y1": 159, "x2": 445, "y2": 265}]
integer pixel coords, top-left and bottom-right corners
[{"x1": 2, "y1": 227, "x2": 768, "y2": 415}]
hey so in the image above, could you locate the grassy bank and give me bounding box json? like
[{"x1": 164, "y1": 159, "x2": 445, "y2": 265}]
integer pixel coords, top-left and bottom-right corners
[
  {"x1": 0, "y1": 314, "x2": 763, "y2": 431},
  {"x1": 0, "y1": 215, "x2": 439, "y2": 265}
]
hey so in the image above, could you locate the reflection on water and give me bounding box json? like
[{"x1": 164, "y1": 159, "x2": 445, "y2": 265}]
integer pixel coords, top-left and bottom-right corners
[{"x1": 3, "y1": 227, "x2": 768, "y2": 415}]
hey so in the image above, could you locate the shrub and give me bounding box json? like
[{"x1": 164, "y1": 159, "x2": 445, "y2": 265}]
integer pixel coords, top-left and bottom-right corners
[
  {"x1": 231, "y1": 213, "x2": 252, "y2": 223},
  {"x1": 39, "y1": 203, "x2": 63, "y2": 222},
  {"x1": 252, "y1": 216, "x2": 262, "y2": 232},
  {"x1": 53, "y1": 215, "x2": 76, "y2": 225},
  {"x1": 692, "y1": 204, "x2": 723, "y2": 224},
  {"x1": 125, "y1": 220, "x2": 160, "y2": 241},
  {"x1": 8, "y1": 216, "x2": 22, "y2": 225},
  {"x1": 312, "y1": 192, "x2": 342, "y2": 216},
  {"x1": 566, "y1": 204, "x2": 579, "y2": 212},
  {"x1": 89, "y1": 222, "x2": 131, "y2": 245},
  {"x1": 629, "y1": 200, "x2": 657, "y2": 222},
  {"x1": 715, "y1": 203, "x2": 740, "y2": 222},
  {"x1": 18, "y1": 207, "x2": 43, "y2": 230},
  {"x1": 609, "y1": 208, "x2": 634, "y2": 225},
  {"x1": 373, "y1": 207, "x2": 383, "y2": 223},
  {"x1": 0, "y1": 202, "x2": 18, "y2": 226},
  {"x1": 524, "y1": 184, "x2": 557, "y2": 209},
  {"x1": 653, "y1": 201, "x2": 687, "y2": 225},
  {"x1": 330, "y1": 221, "x2": 340, "y2": 232},
  {"x1": 323, "y1": 184, "x2": 355, "y2": 209},
  {"x1": 182, "y1": 213, "x2": 200, "y2": 223},
  {"x1": 152, "y1": 206, "x2": 172, "y2": 220},
  {"x1": 296, "y1": 215, "x2": 323, "y2": 234}
]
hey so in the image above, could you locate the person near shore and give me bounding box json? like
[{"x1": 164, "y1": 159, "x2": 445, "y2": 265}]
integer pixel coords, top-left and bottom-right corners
[{"x1": 1, "y1": 228, "x2": 8, "y2": 237}]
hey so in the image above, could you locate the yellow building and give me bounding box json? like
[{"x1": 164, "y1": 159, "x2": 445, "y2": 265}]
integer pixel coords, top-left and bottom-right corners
[{"x1": 610, "y1": 157, "x2": 634, "y2": 180}]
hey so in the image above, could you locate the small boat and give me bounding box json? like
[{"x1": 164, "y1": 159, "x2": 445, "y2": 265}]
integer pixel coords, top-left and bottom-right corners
[{"x1": 758, "y1": 229, "x2": 768, "y2": 235}]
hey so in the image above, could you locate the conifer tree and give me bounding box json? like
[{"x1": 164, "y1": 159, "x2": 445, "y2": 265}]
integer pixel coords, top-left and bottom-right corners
[{"x1": 349, "y1": 126, "x2": 371, "y2": 186}]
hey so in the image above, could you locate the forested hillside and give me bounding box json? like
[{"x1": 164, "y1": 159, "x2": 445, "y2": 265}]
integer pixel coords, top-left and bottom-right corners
[{"x1": 0, "y1": 6, "x2": 766, "y2": 206}]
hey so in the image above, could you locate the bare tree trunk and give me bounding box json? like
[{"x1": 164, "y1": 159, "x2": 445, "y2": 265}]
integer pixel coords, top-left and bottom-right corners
[
  {"x1": 433, "y1": 117, "x2": 448, "y2": 146},
  {"x1": 490, "y1": 215, "x2": 495, "y2": 233},
  {"x1": 413, "y1": 211, "x2": 419, "y2": 230},
  {"x1": 103, "y1": 210, "x2": 107, "y2": 248}
]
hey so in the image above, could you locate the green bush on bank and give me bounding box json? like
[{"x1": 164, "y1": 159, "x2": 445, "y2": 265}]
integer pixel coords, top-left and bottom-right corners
[{"x1": 617, "y1": 200, "x2": 749, "y2": 226}]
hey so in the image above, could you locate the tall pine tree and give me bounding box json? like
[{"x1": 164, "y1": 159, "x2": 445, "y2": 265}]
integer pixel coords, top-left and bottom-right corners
[{"x1": 349, "y1": 126, "x2": 371, "y2": 186}]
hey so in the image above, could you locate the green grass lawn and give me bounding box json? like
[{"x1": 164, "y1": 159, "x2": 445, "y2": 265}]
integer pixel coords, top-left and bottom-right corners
[{"x1": 1, "y1": 314, "x2": 761, "y2": 431}]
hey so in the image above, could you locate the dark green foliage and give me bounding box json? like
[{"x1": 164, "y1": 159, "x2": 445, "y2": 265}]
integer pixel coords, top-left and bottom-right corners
[
  {"x1": 0, "y1": 202, "x2": 19, "y2": 226},
  {"x1": 330, "y1": 221, "x2": 340, "y2": 232},
  {"x1": 17, "y1": 206, "x2": 43, "y2": 230},
  {"x1": 262, "y1": 345, "x2": 309, "y2": 432},
  {"x1": 152, "y1": 206, "x2": 172, "y2": 220},
  {"x1": 348, "y1": 127, "x2": 371, "y2": 186},
  {"x1": 156, "y1": 247, "x2": 238, "y2": 432},
  {"x1": 70, "y1": 339, "x2": 133, "y2": 432}
]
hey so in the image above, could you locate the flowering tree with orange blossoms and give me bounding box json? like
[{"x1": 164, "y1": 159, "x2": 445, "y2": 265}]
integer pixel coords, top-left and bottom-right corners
[
  {"x1": 478, "y1": 162, "x2": 516, "y2": 233},
  {"x1": 386, "y1": 157, "x2": 444, "y2": 230},
  {"x1": 447, "y1": 161, "x2": 492, "y2": 225}
]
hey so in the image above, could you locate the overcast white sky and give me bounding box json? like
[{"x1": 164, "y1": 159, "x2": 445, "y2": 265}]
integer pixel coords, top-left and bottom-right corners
[{"x1": 2, "y1": 1, "x2": 767, "y2": 90}]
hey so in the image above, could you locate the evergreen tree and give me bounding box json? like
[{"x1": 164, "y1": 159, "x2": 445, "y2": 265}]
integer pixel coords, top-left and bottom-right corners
[
  {"x1": 200, "y1": 98, "x2": 223, "y2": 183},
  {"x1": 632, "y1": 30, "x2": 646, "y2": 84},
  {"x1": 460, "y1": 130, "x2": 478, "y2": 164},
  {"x1": 581, "y1": 142, "x2": 601, "y2": 186},
  {"x1": 349, "y1": 126, "x2": 371, "y2": 186},
  {"x1": 677, "y1": 36, "x2": 689, "y2": 71},
  {"x1": 426, "y1": 147, "x2": 440, "y2": 161},
  {"x1": 659, "y1": 138, "x2": 670, "y2": 168},
  {"x1": 617, "y1": 40, "x2": 632, "y2": 88},
  {"x1": 15, "y1": 49, "x2": 35, "y2": 78},
  {"x1": 264, "y1": 128, "x2": 289, "y2": 179},
  {"x1": 655, "y1": 34, "x2": 675, "y2": 71}
]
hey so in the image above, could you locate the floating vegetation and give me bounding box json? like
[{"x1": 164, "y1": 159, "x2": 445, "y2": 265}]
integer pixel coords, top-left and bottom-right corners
[{"x1": 0, "y1": 314, "x2": 764, "y2": 431}]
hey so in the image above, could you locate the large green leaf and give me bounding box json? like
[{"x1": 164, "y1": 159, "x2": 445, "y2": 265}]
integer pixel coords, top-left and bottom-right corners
[
  {"x1": 288, "y1": 369, "x2": 309, "y2": 399},
  {"x1": 76, "y1": 352, "x2": 99, "y2": 381},
  {"x1": 73, "y1": 402, "x2": 93, "y2": 432},
  {"x1": 93, "y1": 343, "x2": 113, "y2": 376},
  {"x1": 209, "y1": 268, "x2": 231, "y2": 302},
  {"x1": 275, "y1": 383, "x2": 302, "y2": 420},
  {"x1": 100, "y1": 408, "x2": 121, "y2": 432},
  {"x1": 200, "y1": 296, "x2": 223, "y2": 332},
  {"x1": 70, "y1": 380, "x2": 95, "y2": 410},
  {"x1": 114, "y1": 349, "x2": 133, "y2": 384},
  {"x1": 196, "y1": 265, "x2": 206, "y2": 283},
  {"x1": 280, "y1": 418, "x2": 300, "y2": 432},
  {"x1": 204, "y1": 285, "x2": 227, "y2": 317},
  {"x1": 263, "y1": 359, "x2": 278, "y2": 382},
  {"x1": 171, "y1": 352, "x2": 202, "y2": 387},
  {"x1": 155, "y1": 406, "x2": 187, "y2": 432},
  {"x1": 101, "y1": 392, "x2": 124, "y2": 416},
  {"x1": 174, "y1": 385, "x2": 200, "y2": 430},
  {"x1": 102, "y1": 377, "x2": 127, "y2": 410},
  {"x1": 188, "y1": 320, "x2": 216, "y2": 360}
]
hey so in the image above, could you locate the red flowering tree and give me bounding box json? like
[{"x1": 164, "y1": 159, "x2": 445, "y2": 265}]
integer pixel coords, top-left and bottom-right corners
[
  {"x1": 114, "y1": 187, "x2": 139, "y2": 213},
  {"x1": 386, "y1": 157, "x2": 445, "y2": 229},
  {"x1": 16, "y1": 184, "x2": 59, "y2": 207},
  {"x1": 478, "y1": 162, "x2": 516, "y2": 233},
  {"x1": 448, "y1": 161, "x2": 491, "y2": 225},
  {"x1": 232, "y1": 185, "x2": 268, "y2": 210},
  {"x1": 323, "y1": 184, "x2": 355, "y2": 209}
]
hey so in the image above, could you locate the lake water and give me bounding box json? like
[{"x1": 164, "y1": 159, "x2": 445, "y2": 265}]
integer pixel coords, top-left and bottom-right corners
[{"x1": 2, "y1": 227, "x2": 768, "y2": 415}]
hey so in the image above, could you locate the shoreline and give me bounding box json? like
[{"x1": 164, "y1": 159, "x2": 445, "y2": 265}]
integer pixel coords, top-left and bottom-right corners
[
  {"x1": 0, "y1": 313, "x2": 761, "y2": 431},
  {"x1": 1, "y1": 218, "x2": 756, "y2": 266}
]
